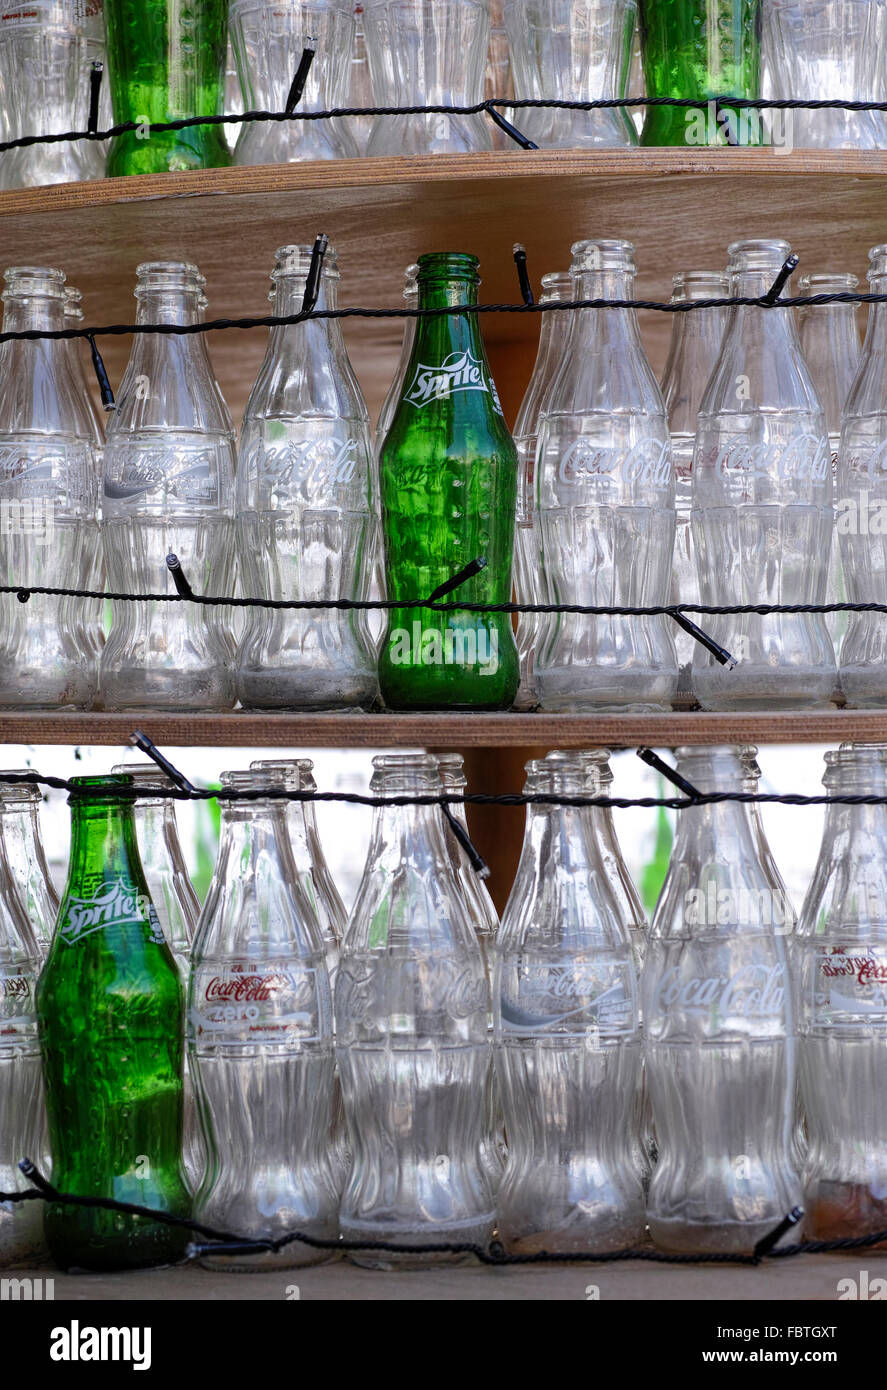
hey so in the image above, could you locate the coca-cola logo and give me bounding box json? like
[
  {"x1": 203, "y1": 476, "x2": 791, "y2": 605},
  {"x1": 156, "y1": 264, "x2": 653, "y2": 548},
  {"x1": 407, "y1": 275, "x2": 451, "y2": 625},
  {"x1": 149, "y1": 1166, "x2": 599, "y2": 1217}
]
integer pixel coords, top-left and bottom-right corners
[
  {"x1": 502, "y1": 962, "x2": 636, "y2": 1034},
  {"x1": 61, "y1": 879, "x2": 163, "y2": 947},
  {"x1": 1, "y1": 975, "x2": 30, "y2": 999},
  {"x1": 336, "y1": 956, "x2": 487, "y2": 1027},
  {"x1": 204, "y1": 971, "x2": 296, "y2": 1003},
  {"x1": 698, "y1": 433, "x2": 829, "y2": 485},
  {"x1": 845, "y1": 438, "x2": 887, "y2": 482},
  {"x1": 103, "y1": 445, "x2": 225, "y2": 508},
  {"x1": 556, "y1": 437, "x2": 671, "y2": 490},
  {"x1": 653, "y1": 961, "x2": 786, "y2": 1018},
  {"x1": 405, "y1": 351, "x2": 491, "y2": 409},
  {"x1": 248, "y1": 436, "x2": 359, "y2": 496},
  {"x1": 820, "y1": 948, "x2": 887, "y2": 987}
]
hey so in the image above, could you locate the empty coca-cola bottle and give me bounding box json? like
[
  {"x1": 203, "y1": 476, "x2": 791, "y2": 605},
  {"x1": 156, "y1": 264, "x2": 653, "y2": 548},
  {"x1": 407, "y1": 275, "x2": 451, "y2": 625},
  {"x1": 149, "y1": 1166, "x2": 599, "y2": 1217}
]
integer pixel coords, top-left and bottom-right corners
[
  {"x1": 644, "y1": 746, "x2": 800, "y2": 1253},
  {"x1": 336, "y1": 753, "x2": 493, "y2": 1265},
  {"x1": 692, "y1": 239, "x2": 835, "y2": 708},
  {"x1": 513, "y1": 270, "x2": 574, "y2": 710},
  {"x1": 796, "y1": 743, "x2": 887, "y2": 1242},
  {"x1": 495, "y1": 752, "x2": 645, "y2": 1253},
  {"x1": 189, "y1": 767, "x2": 340, "y2": 1267},
  {"x1": 0, "y1": 774, "x2": 59, "y2": 955}
]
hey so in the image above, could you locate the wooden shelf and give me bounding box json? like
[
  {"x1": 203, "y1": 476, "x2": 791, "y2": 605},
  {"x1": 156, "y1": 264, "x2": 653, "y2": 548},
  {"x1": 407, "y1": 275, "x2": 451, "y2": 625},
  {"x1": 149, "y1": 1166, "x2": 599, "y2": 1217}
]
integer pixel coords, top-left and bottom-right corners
[
  {"x1": 1, "y1": 707, "x2": 884, "y2": 747},
  {"x1": 2, "y1": 149, "x2": 886, "y2": 421}
]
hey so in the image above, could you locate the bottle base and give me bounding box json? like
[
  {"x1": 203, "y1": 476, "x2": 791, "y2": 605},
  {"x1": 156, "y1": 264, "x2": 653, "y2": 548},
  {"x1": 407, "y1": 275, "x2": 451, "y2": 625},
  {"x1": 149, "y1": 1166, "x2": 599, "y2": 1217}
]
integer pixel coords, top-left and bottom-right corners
[
  {"x1": 648, "y1": 1215, "x2": 800, "y2": 1256},
  {"x1": 339, "y1": 1214, "x2": 495, "y2": 1270},
  {"x1": 199, "y1": 1246, "x2": 339, "y2": 1272}
]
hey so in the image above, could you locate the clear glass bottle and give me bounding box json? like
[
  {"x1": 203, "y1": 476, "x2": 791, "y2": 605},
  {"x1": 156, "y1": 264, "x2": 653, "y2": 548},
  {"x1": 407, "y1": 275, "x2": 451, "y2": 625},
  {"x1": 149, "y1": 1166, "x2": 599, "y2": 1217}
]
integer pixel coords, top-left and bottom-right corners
[
  {"x1": 692, "y1": 239, "x2": 835, "y2": 710},
  {"x1": 796, "y1": 744, "x2": 887, "y2": 1242},
  {"x1": 836, "y1": 247, "x2": 887, "y2": 708},
  {"x1": 506, "y1": 0, "x2": 638, "y2": 148},
  {"x1": 229, "y1": 0, "x2": 358, "y2": 164},
  {"x1": 0, "y1": 266, "x2": 99, "y2": 710},
  {"x1": 535, "y1": 239, "x2": 677, "y2": 712},
  {"x1": 336, "y1": 753, "x2": 494, "y2": 1266},
  {"x1": 495, "y1": 753, "x2": 645, "y2": 1253},
  {"x1": 660, "y1": 270, "x2": 729, "y2": 698},
  {"x1": 798, "y1": 272, "x2": 861, "y2": 664},
  {"x1": 0, "y1": 0, "x2": 106, "y2": 188},
  {"x1": 100, "y1": 262, "x2": 236, "y2": 711},
  {"x1": 363, "y1": 0, "x2": 492, "y2": 155},
  {"x1": 0, "y1": 833, "x2": 45, "y2": 1266},
  {"x1": 764, "y1": 0, "x2": 883, "y2": 149},
  {"x1": 0, "y1": 774, "x2": 59, "y2": 955},
  {"x1": 64, "y1": 284, "x2": 107, "y2": 668},
  {"x1": 644, "y1": 745, "x2": 801, "y2": 1254},
  {"x1": 189, "y1": 767, "x2": 340, "y2": 1269},
  {"x1": 237, "y1": 245, "x2": 377, "y2": 710},
  {"x1": 437, "y1": 752, "x2": 503, "y2": 1184},
  {"x1": 513, "y1": 270, "x2": 574, "y2": 711}
]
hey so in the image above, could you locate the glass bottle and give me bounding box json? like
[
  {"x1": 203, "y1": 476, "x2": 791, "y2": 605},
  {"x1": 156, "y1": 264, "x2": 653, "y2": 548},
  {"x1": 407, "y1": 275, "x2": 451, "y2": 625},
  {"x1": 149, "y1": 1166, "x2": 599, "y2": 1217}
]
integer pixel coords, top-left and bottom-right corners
[
  {"x1": 505, "y1": 0, "x2": 638, "y2": 149},
  {"x1": 189, "y1": 767, "x2": 340, "y2": 1269},
  {"x1": 798, "y1": 272, "x2": 861, "y2": 662},
  {"x1": 838, "y1": 247, "x2": 887, "y2": 708},
  {"x1": 64, "y1": 284, "x2": 107, "y2": 667},
  {"x1": 103, "y1": 0, "x2": 231, "y2": 175},
  {"x1": 796, "y1": 744, "x2": 887, "y2": 1242},
  {"x1": 36, "y1": 774, "x2": 189, "y2": 1271},
  {"x1": 495, "y1": 753, "x2": 645, "y2": 1254},
  {"x1": 229, "y1": 0, "x2": 358, "y2": 164},
  {"x1": 513, "y1": 270, "x2": 573, "y2": 711},
  {"x1": 692, "y1": 239, "x2": 835, "y2": 709},
  {"x1": 363, "y1": 0, "x2": 492, "y2": 155},
  {"x1": 100, "y1": 262, "x2": 236, "y2": 711},
  {"x1": 378, "y1": 252, "x2": 519, "y2": 711},
  {"x1": 0, "y1": 266, "x2": 99, "y2": 710},
  {"x1": 0, "y1": 829, "x2": 45, "y2": 1266},
  {"x1": 0, "y1": 774, "x2": 59, "y2": 955},
  {"x1": 535, "y1": 239, "x2": 677, "y2": 712},
  {"x1": 336, "y1": 753, "x2": 494, "y2": 1266},
  {"x1": 644, "y1": 746, "x2": 800, "y2": 1254},
  {"x1": 660, "y1": 270, "x2": 729, "y2": 698},
  {"x1": 237, "y1": 245, "x2": 376, "y2": 709},
  {"x1": 764, "y1": 0, "x2": 883, "y2": 149},
  {"x1": 637, "y1": 0, "x2": 763, "y2": 147},
  {"x1": 437, "y1": 752, "x2": 503, "y2": 1184},
  {"x1": 0, "y1": 0, "x2": 106, "y2": 187}
]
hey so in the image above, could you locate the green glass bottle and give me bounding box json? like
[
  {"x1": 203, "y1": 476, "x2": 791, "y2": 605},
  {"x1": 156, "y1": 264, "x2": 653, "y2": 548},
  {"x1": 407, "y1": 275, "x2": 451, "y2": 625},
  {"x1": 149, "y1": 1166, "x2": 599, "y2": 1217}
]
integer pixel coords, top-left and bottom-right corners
[
  {"x1": 103, "y1": 0, "x2": 231, "y2": 176},
  {"x1": 36, "y1": 775, "x2": 189, "y2": 1271},
  {"x1": 637, "y1": 0, "x2": 762, "y2": 147},
  {"x1": 378, "y1": 252, "x2": 519, "y2": 710}
]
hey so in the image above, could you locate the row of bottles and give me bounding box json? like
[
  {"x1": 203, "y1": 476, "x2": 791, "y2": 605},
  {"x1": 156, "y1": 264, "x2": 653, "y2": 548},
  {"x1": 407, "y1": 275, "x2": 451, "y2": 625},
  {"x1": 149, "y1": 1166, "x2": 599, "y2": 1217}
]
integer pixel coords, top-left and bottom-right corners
[
  {"x1": 3, "y1": 238, "x2": 887, "y2": 716},
  {"x1": 4, "y1": 1, "x2": 886, "y2": 188},
  {"x1": 3, "y1": 742, "x2": 887, "y2": 1269}
]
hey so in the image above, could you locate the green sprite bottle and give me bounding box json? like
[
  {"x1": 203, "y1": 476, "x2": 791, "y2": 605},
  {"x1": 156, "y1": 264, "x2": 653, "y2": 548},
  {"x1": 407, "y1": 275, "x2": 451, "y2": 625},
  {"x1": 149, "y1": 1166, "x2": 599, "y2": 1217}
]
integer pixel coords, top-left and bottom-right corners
[
  {"x1": 36, "y1": 775, "x2": 189, "y2": 1271},
  {"x1": 637, "y1": 0, "x2": 762, "y2": 147},
  {"x1": 377, "y1": 252, "x2": 519, "y2": 710},
  {"x1": 103, "y1": 0, "x2": 231, "y2": 176}
]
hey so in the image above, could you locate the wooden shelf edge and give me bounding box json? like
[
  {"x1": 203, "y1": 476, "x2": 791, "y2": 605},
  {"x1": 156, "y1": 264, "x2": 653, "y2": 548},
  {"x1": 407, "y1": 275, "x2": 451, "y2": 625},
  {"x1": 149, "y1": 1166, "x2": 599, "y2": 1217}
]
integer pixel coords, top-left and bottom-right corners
[
  {"x1": 0, "y1": 707, "x2": 883, "y2": 747},
  {"x1": 3, "y1": 147, "x2": 887, "y2": 220}
]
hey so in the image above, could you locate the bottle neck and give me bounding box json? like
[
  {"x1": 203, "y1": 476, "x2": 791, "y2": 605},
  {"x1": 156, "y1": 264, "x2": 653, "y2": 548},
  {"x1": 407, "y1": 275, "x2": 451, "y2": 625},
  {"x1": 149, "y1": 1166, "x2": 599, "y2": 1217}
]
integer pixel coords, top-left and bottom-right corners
[
  {"x1": 860, "y1": 284, "x2": 887, "y2": 357},
  {"x1": 66, "y1": 800, "x2": 146, "y2": 893},
  {"x1": 218, "y1": 799, "x2": 291, "y2": 862},
  {"x1": 572, "y1": 268, "x2": 645, "y2": 352},
  {"x1": 728, "y1": 269, "x2": 802, "y2": 348},
  {"x1": 366, "y1": 799, "x2": 450, "y2": 871},
  {"x1": 2, "y1": 296, "x2": 65, "y2": 333},
  {"x1": 271, "y1": 274, "x2": 346, "y2": 354},
  {"x1": 135, "y1": 289, "x2": 201, "y2": 328}
]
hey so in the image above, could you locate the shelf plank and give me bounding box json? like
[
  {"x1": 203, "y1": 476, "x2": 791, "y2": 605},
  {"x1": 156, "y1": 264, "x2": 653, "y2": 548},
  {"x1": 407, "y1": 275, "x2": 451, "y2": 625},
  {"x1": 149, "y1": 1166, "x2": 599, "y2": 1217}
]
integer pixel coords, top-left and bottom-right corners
[
  {"x1": 0, "y1": 708, "x2": 884, "y2": 747},
  {"x1": 0, "y1": 150, "x2": 884, "y2": 422}
]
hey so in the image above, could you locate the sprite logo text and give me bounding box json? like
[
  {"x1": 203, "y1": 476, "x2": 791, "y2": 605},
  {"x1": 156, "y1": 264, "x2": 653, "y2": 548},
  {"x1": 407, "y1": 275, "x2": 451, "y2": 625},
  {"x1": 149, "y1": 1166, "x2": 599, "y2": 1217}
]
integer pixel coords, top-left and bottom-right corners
[
  {"x1": 61, "y1": 880, "x2": 164, "y2": 947},
  {"x1": 405, "y1": 351, "x2": 492, "y2": 409}
]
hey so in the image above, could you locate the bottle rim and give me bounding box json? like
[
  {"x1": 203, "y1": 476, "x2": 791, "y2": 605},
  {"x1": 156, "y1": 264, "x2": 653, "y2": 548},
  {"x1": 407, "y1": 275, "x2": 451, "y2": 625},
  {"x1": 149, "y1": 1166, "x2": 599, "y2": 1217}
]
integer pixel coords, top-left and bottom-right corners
[
  {"x1": 416, "y1": 252, "x2": 480, "y2": 284},
  {"x1": 134, "y1": 261, "x2": 205, "y2": 292},
  {"x1": 67, "y1": 773, "x2": 135, "y2": 803},
  {"x1": 670, "y1": 269, "x2": 730, "y2": 301},
  {"x1": 272, "y1": 244, "x2": 341, "y2": 283},
  {"x1": 2, "y1": 266, "x2": 66, "y2": 301},
  {"x1": 570, "y1": 239, "x2": 636, "y2": 274},
  {"x1": 0, "y1": 772, "x2": 42, "y2": 805},
  {"x1": 727, "y1": 238, "x2": 793, "y2": 274},
  {"x1": 797, "y1": 271, "x2": 859, "y2": 293}
]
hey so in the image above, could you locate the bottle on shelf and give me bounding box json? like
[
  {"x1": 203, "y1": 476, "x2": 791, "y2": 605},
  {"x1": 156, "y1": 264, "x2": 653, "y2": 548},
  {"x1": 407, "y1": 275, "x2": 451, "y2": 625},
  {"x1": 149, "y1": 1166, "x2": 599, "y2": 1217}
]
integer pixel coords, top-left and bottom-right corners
[
  {"x1": 229, "y1": 0, "x2": 358, "y2": 164},
  {"x1": 512, "y1": 269, "x2": 574, "y2": 710},
  {"x1": 336, "y1": 753, "x2": 494, "y2": 1266},
  {"x1": 363, "y1": 0, "x2": 492, "y2": 155},
  {"x1": 103, "y1": 0, "x2": 231, "y2": 175},
  {"x1": 796, "y1": 743, "x2": 887, "y2": 1243},
  {"x1": 0, "y1": 266, "x2": 100, "y2": 711},
  {"x1": 236, "y1": 244, "x2": 377, "y2": 710},
  {"x1": 505, "y1": 0, "x2": 638, "y2": 149},
  {"x1": 494, "y1": 751, "x2": 645, "y2": 1253},
  {"x1": 377, "y1": 251, "x2": 519, "y2": 711},
  {"x1": 37, "y1": 774, "x2": 190, "y2": 1272},
  {"x1": 643, "y1": 746, "x2": 801, "y2": 1254},
  {"x1": 660, "y1": 269, "x2": 730, "y2": 701},
  {"x1": 692, "y1": 238, "x2": 835, "y2": 710},
  {"x1": 0, "y1": 773, "x2": 60, "y2": 956},
  {"x1": 534, "y1": 238, "x2": 677, "y2": 712},
  {"x1": 100, "y1": 261, "x2": 237, "y2": 712},
  {"x1": 637, "y1": 0, "x2": 763, "y2": 147},
  {"x1": 189, "y1": 766, "x2": 340, "y2": 1269},
  {"x1": 835, "y1": 245, "x2": 887, "y2": 708}
]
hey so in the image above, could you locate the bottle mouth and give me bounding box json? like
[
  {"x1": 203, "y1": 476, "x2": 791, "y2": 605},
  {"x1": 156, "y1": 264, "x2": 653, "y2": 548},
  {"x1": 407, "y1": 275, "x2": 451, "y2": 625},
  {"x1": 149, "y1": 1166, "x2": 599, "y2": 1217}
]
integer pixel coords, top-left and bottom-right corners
[
  {"x1": 272, "y1": 243, "x2": 341, "y2": 283},
  {"x1": 134, "y1": 261, "x2": 205, "y2": 296},
  {"x1": 570, "y1": 239, "x2": 636, "y2": 275},
  {"x1": 403, "y1": 263, "x2": 419, "y2": 298},
  {"x1": 67, "y1": 773, "x2": 135, "y2": 804},
  {"x1": 867, "y1": 245, "x2": 887, "y2": 282},
  {"x1": 727, "y1": 238, "x2": 793, "y2": 276},
  {"x1": 249, "y1": 757, "x2": 316, "y2": 791},
  {"x1": 671, "y1": 270, "x2": 730, "y2": 301},
  {"x1": 798, "y1": 271, "x2": 859, "y2": 294},
  {"x1": 0, "y1": 771, "x2": 41, "y2": 805},
  {"x1": 416, "y1": 252, "x2": 480, "y2": 285},
  {"x1": 109, "y1": 762, "x2": 177, "y2": 792},
  {"x1": 435, "y1": 752, "x2": 466, "y2": 788},
  {"x1": 370, "y1": 752, "x2": 441, "y2": 791},
  {"x1": 2, "y1": 265, "x2": 66, "y2": 301},
  {"x1": 221, "y1": 767, "x2": 291, "y2": 793}
]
